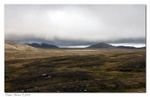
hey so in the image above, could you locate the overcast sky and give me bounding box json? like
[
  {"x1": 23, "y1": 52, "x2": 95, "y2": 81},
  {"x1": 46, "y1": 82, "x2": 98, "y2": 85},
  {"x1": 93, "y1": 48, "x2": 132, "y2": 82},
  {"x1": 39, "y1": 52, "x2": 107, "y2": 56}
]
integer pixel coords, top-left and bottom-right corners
[{"x1": 5, "y1": 5, "x2": 145, "y2": 45}]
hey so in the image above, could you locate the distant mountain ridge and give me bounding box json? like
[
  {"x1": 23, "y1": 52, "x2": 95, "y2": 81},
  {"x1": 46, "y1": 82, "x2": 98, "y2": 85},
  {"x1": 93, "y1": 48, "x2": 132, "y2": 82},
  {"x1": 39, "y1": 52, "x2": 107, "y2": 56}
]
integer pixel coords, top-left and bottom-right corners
[
  {"x1": 87, "y1": 43, "x2": 114, "y2": 48},
  {"x1": 5, "y1": 40, "x2": 145, "y2": 50},
  {"x1": 27, "y1": 43, "x2": 59, "y2": 49},
  {"x1": 87, "y1": 42, "x2": 145, "y2": 49}
]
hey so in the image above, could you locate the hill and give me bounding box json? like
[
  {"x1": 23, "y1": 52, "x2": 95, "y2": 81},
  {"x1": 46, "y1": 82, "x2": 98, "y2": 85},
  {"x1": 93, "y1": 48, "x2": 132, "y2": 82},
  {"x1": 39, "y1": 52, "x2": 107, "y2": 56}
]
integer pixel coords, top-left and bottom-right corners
[
  {"x1": 87, "y1": 43, "x2": 114, "y2": 48},
  {"x1": 5, "y1": 40, "x2": 38, "y2": 51},
  {"x1": 27, "y1": 43, "x2": 59, "y2": 49},
  {"x1": 117, "y1": 46, "x2": 137, "y2": 49},
  {"x1": 87, "y1": 42, "x2": 145, "y2": 49}
]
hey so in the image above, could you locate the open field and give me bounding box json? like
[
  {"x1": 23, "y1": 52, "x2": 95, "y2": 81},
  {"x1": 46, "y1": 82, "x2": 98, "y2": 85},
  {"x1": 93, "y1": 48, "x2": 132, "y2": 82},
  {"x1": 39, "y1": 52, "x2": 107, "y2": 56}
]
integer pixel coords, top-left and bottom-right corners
[{"x1": 5, "y1": 49, "x2": 146, "y2": 92}]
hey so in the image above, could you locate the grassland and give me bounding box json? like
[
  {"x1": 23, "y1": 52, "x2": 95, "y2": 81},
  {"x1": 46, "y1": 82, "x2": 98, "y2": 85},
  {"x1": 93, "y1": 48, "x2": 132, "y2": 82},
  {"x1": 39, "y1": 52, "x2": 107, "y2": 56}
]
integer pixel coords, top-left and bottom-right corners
[{"x1": 5, "y1": 48, "x2": 146, "y2": 92}]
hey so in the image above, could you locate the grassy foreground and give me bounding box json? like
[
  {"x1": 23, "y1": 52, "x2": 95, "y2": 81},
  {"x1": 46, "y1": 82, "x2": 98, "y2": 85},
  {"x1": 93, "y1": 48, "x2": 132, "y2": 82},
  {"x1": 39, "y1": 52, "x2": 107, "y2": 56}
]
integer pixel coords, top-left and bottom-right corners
[{"x1": 5, "y1": 49, "x2": 146, "y2": 92}]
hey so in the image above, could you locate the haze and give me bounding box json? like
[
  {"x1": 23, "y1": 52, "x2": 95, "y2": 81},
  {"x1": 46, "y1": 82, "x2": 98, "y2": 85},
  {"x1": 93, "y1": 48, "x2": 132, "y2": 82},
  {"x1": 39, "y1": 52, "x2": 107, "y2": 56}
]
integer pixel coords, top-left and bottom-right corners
[{"x1": 5, "y1": 5, "x2": 145, "y2": 45}]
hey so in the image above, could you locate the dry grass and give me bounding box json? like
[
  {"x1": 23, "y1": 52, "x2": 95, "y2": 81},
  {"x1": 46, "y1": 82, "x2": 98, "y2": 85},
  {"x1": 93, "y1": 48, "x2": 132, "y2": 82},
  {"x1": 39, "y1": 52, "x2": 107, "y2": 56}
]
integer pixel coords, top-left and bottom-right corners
[{"x1": 5, "y1": 48, "x2": 146, "y2": 92}]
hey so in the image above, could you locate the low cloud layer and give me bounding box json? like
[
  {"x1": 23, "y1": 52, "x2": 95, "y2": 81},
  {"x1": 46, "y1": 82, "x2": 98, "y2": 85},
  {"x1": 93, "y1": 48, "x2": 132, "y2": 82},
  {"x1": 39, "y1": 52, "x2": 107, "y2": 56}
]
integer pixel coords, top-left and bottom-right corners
[{"x1": 5, "y1": 5, "x2": 145, "y2": 45}]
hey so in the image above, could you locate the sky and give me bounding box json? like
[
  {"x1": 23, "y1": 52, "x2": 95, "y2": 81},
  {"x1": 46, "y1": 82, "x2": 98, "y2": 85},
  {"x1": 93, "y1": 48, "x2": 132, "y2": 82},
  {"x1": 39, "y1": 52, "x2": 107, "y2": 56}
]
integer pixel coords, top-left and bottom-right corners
[{"x1": 5, "y1": 5, "x2": 145, "y2": 46}]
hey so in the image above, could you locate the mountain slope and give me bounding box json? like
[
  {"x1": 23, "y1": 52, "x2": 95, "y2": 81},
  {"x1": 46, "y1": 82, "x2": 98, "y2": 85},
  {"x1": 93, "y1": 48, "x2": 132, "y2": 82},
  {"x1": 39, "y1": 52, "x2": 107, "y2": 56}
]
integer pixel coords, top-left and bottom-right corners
[
  {"x1": 5, "y1": 40, "x2": 38, "y2": 51},
  {"x1": 87, "y1": 43, "x2": 114, "y2": 48},
  {"x1": 87, "y1": 42, "x2": 145, "y2": 49},
  {"x1": 27, "y1": 43, "x2": 59, "y2": 49}
]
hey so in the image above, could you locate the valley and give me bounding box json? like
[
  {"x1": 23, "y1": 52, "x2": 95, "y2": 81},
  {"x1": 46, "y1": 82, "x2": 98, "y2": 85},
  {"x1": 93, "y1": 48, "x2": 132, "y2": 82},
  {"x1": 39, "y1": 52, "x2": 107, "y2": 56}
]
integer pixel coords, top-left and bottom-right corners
[{"x1": 5, "y1": 42, "x2": 146, "y2": 92}]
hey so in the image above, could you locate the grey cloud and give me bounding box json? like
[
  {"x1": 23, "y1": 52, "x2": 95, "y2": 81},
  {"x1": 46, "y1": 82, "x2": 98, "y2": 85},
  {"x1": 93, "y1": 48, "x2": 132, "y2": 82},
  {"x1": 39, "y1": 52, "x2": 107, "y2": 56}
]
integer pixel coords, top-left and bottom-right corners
[{"x1": 5, "y1": 5, "x2": 145, "y2": 45}]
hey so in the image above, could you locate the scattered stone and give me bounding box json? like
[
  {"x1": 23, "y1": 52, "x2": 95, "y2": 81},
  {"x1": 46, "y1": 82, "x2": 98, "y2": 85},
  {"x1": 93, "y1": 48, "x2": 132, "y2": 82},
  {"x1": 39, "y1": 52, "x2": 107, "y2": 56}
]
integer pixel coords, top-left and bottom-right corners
[
  {"x1": 48, "y1": 76, "x2": 51, "y2": 78},
  {"x1": 34, "y1": 87, "x2": 38, "y2": 91},
  {"x1": 84, "y1": 89, "x2": 87, "y2": 92},
  {"x1": 138, "y1": 91, "x2": 142, "y2": 93},
  {"x1": 25, "y1": 89, "x2": 34, "y2": 92},
  {"x1": 62, "y1": 86, "x2": 66, "y2": 89},
  {"x1": 86, "y1": 84, "x2": 89, "y2": 87},
  {"x1": 57, "y1": 91, "x2": 60, "y2": 93},
  {"x1": 42, "y1": 74, "x2": 47, "y2": 77}
]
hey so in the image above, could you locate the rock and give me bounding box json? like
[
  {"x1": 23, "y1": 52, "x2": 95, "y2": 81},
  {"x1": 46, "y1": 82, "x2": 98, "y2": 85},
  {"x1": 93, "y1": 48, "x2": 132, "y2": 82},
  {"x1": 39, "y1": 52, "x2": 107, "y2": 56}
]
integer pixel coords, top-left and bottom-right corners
[
  {"x1": 25, "y1": 89, "x2": 34, "y2": 92},
  {"x1": 34, "y1": 87, "x2": 39, "y2": 91},
  {"x1": 42, "y1": 74, "x2": 47, "y2": 77},
  {"x1": 86, "y1": 84, "x2": 89, "y2": 87},
  {"x1": 48, "y1": 76, "x2": 51, "y2": 78},
  {"x1": 57, "y1": 91, "x2": 60, "y2": 93}
]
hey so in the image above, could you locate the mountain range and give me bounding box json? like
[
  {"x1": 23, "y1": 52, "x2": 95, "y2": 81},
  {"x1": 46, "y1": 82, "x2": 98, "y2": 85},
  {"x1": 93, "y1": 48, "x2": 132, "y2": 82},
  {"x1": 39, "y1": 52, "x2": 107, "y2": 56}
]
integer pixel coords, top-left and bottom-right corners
[
  {"x1": 27, "y1": 42, "x2": 145, "y2": 49},
  {"x1": 5, "y1": 41, "x2": 145, "y2": 50},
  {"x1": 27, "y1": 43, "x2": 59, "y2": 49}
]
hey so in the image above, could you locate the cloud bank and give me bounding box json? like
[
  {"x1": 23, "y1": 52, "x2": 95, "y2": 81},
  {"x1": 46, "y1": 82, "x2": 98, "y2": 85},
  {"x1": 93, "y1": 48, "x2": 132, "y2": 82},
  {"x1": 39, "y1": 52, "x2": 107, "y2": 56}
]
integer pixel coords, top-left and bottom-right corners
[{"x1": 5, "y1": 5, "x2": 145, "y2": 45}]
